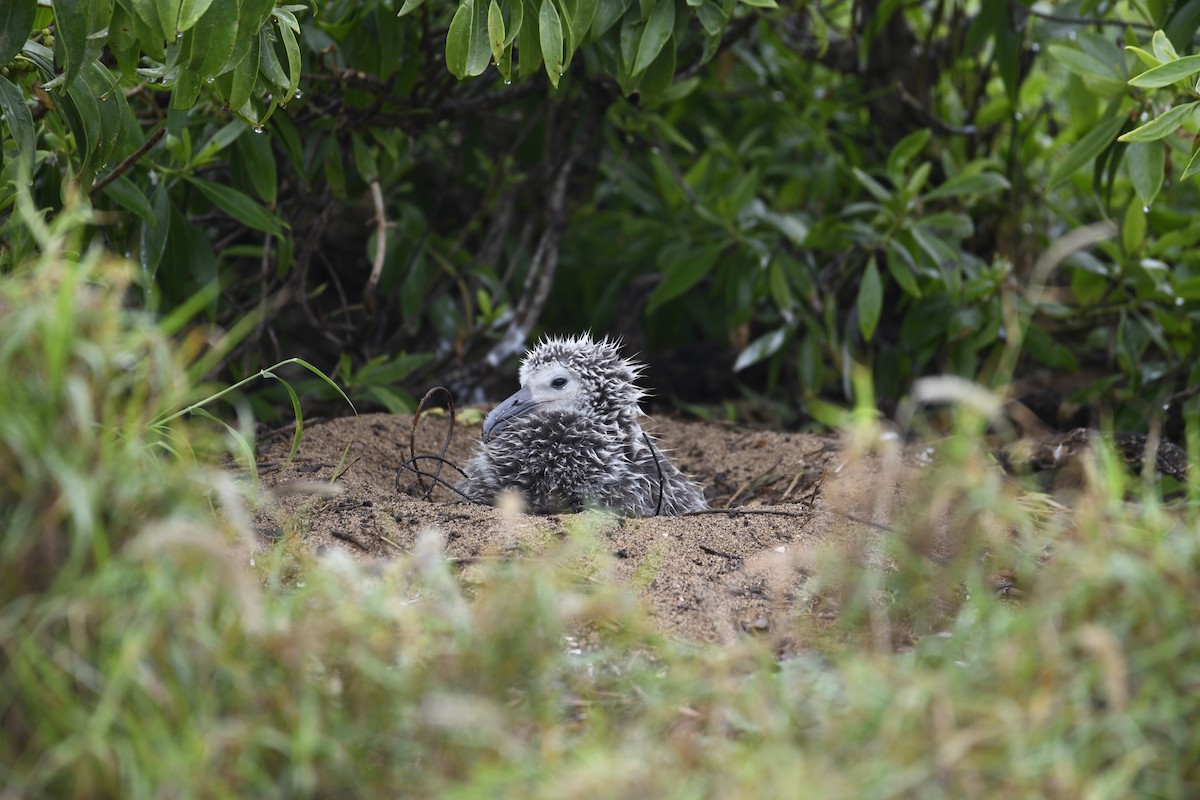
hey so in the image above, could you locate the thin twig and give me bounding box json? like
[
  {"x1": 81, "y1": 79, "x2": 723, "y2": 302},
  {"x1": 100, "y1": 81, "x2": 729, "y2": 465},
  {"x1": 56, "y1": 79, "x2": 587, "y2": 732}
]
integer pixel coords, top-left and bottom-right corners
[
  {"x1": 331, "y1": 530, "x2": 371, "y2": 551},
  {"x1": 699, "y1": 544, "x2": 743, "y2": 561},
  {"x1": 642, "y1": 432, "x2": 666, "y2": 516},
  {"x1": 406, "y1": 387, "x2": 458, "y2": 499},
  {"x1": 89, "y1": 127, "x2": 165, "y2": 198}
]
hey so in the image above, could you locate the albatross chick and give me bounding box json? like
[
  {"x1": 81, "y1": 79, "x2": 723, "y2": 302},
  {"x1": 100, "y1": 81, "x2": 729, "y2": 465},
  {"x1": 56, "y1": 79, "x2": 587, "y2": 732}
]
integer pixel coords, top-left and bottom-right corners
[{"x1": 458, "y1": 335, "x2": 707, "y2": 516}]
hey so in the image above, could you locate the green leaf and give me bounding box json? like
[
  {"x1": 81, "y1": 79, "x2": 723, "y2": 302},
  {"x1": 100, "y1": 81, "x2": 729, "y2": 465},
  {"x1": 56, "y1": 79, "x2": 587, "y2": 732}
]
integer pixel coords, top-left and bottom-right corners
[
  {"x1": 886, "y1": 128, "x2": 930, "y2": 182},
  {"x1": 229, "y1": 33, "x2": 260, "y2": 114},
  {"x1": 1126, "y1": 140, "x2": 1165, "y2": 205},
  {"x1": 922, "y1": 171, "x2": 1009, "y2": 201},
  {"x1": 1152, "y1": 29, "x2": 1179, "y2": 62},
  {"x1": 445, "y1": 1, "x2": 472, "y2": 79},
  {"x1": 1047, "y1": 114, "x2": 1126, "y2": 190},
  {"x1": 184, "y1": 0, "x2": 237, "y2": 80},
  {"x1": 696, "y1": 0, "x2": 725, "y2": 36},
  {"x1": 734, "y1": 327, "x2": 787, "y2": 371},
  {"x1": 155, "y1": 0, "x2": 183, "y2": 38},
  {"x1": 177, "y1": 0, "x2": 214, "y2": 31},
  {"x1": 646, "y1": 242, "x2": 721, "y2": 314},
  {"x1": 1127, "y1": 54, "x2": 1200, "y2": 87},
  {"x1": 737, "y1": 0, "x2": 777, "y2": 7},
  {"x1": 100, "y1": 175, "x2": 157, "y2": 224},
  {"x1": 276, "y1": 12, "x2": 302, "y2": 102},
  {"x1": 1180, "y1": 143, "x2": 1200, "y2": 182},
  {"x1": 0, "y1": 0, "x2": 35, "y2": 67},
  {"x1": 637, "y1": 37, "x2": 675, "y2": 108},
  {"x1": 1117, "y1": 101, "x2": 1199, "y2": 142},
  {"x1": 884, "y1": 243, "x2": 921, "y2": 298},
  {"x1": 139, "y1": 184, "x2": 171, "y2": 281},
  {"x1": 397, "y1": 0, "x2": 427, "y2": 17},
  {"x1": 851, "y1": 167, "x2": 892, "y2": 203},
  {"x1": 465, "y1": 0, "x2": 492, "y2": 76},
  {"x1": 505, "y1": 0, "x2": 524, "y2": 45},
  {"x1": 632, "y1": 0, "x2": 673, "y2": 76},
  {"x1": 857, "y1": 256, "x2": 883, "y2": 342},
  {"x1": 50, "y1": 0, "x2": 114, "y2": 90},
  {"x1": 0, "y1": 73, "x2": 34, "y2": 177},
  {"x1": 539, "y1": 0, "x2": 564, "y2": 86},
  {"x1": 186, "y1": 176, "x2": 287, "y2": 237},
  {"x1": 235, "y1": 127, "x2": 277, "y2": 204},
  {"x1": 518, "y1": 0, "x2": 543, "y2": 78},
  {"x1": 590, "y1": 0, "x2": 629, "y2": 38},
  {"x1": 488, "y1": 0, "x2": 505, "y2": 66},
  {"x1": 1125, "y1": 46, "x2": 1162, "y2": 71},
  {"x1": 193, "y1": 119, "x2": 247, "y2": 166}
]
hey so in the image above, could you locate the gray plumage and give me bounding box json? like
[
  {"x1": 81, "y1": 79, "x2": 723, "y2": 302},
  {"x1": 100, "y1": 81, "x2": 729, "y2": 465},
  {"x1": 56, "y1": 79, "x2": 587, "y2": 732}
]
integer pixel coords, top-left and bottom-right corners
[{"x1": 458, "y1": 334, "x2": 707, "y2": 516}]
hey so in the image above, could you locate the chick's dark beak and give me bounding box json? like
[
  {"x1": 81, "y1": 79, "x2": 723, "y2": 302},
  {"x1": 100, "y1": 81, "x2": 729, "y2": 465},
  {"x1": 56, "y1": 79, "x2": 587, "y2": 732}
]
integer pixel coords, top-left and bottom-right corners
[{"x1": 482, "y1": 385, "x2": 535, "y2": 442}]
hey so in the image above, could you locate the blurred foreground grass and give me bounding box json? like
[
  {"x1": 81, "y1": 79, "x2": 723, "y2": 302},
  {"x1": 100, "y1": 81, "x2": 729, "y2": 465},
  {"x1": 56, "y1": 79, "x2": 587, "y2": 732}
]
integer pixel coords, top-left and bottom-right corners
[{"x1": 3, "y1": 232, "x2": 1200, "y2": 798}]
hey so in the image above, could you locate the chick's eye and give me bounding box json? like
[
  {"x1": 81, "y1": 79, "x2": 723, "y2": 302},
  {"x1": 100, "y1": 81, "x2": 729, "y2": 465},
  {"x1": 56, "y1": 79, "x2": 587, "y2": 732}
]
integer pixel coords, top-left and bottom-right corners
[{"x1": 551, "y1": 377, "x2": 568, "y2": 389}]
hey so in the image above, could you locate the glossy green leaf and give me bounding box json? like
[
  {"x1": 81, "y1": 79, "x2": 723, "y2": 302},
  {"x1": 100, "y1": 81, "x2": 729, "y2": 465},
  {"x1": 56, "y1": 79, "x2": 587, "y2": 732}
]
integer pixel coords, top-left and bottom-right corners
[
  {"x1": 488, "y1": 0, "x2": 505, "y2": 66},
  {"x1": 446, "y1": 1, "x2": 471, "y2": 78},
  {"x1": 0, "y1": 0, "x2": 35, "y2": 67},
  {"x1": 0, "y1": 74, "x2": 34, "y2": 176},
  {"x1": 186, "y1": 176, "x2": 287, "y2": 237},
  {"x1": 737, "y1": 0, "x2": 777, "y2": 7},
  {"x1": 633, "y1": 0, "x2": 673, "y2": 76},
  {"x1": 504, "y1": 0, "x2": 523, "y2": 45},
  {"x1": 397, "y1": 0, "x2": 427, "y2": 17},
  {"x1": 696, "y1": 0, "x2": 725, "y2": 36},
  {"x1": 590, "y1": 0, "x2": 629, "y2": 38},
  {"x1": 539, "y1": 0, "x2": 564, "y2": 86},
  {"x1": 1127, "y1": 54, "x2": 1200, "y2": 87},
  {"x1": 1152, "y1": 29, "x2": 1179, "y2": 62},
  {"x1": 1117, "y1": 102, "x2": 1199, "y2": 142},
  {"x1": 276, "y1": 13, "x2": 302, "y2": 102},
  {"x1": 186, "y1": 0, "x2": 238, "y2": 79},
  {"x1": 50, "y1": 0, "x2": 114, "y2": 90},
  {"x1": 155, "y1": 0, "x2": 182, "y2": 38},
  {"x1": 229, "y1": 33, "x2": 260, "y2": 114},
  {"x1": 465, "y1": 0, "x2": 492, "y2": 76},
  {"x1": 518, "y1": 0, "x2": 543, "y2": 77},
  {"x1": 1125, "y1": 46, "x2": 1162, "y2": 70},
  {"x1": 857, "y1": 256, "x2": 883, "y2": 342},
  {"x1": 177, "y1": 0, "x2": 214, "y2": 31},
  {"x1": 1126, "y1": 141, "x2": 1165, "y2": 205},
  {"x1": 1047, "y1": 114, "x2": 1126, "y2": 190}
]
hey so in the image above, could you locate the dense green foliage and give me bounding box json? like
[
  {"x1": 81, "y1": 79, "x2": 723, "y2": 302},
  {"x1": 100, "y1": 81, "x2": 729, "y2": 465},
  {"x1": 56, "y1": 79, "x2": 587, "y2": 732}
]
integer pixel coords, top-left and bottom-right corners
[
  {"x1": 6, "y1": 1, "x2": 1200, "y2": 425},
  {"x1": 4, "y1": 243, "x2": 1200, "y2": 796}
]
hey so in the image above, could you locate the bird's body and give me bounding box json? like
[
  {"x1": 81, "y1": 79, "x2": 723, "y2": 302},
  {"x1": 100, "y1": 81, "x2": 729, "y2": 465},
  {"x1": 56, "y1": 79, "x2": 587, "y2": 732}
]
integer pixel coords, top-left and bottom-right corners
[{"x1": 458, "y1": 335, "x2": 707, "y2": 516}]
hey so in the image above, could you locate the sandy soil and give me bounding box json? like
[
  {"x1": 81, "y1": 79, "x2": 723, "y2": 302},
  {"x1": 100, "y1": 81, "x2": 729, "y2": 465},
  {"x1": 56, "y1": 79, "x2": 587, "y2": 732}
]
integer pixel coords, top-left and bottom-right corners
[{"x1": 252, "y1": 411, "x2": 913, "y2": 643}]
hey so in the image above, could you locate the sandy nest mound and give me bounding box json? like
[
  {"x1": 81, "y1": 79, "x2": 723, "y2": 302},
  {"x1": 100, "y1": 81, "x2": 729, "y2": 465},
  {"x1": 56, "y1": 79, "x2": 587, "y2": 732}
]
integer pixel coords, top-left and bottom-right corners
[{"x1": 253, "y1": 412, "x2": 911, "y2": 642}]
